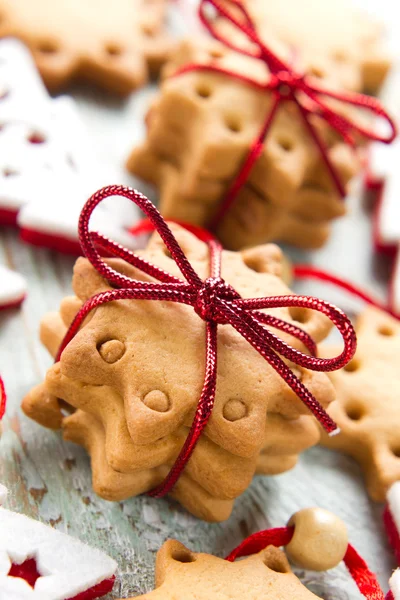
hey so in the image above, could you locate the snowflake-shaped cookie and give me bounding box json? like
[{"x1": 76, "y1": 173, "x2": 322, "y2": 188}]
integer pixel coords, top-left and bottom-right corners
[
  {"x1": 0, "y1": 38, "x2": 135, "y2": 253},
  {"x1": 0, "y1": 0, "x2": 172, "y2": 94},
  {"x1": 120, "y1": 539, "x2": 320, "y2": 600},
  {"x1": 321, "y1": 306, "x2": 400, "y2": 501},
  {"x1": 0, "y1": 504, "x2": 117, "y2": 600}
]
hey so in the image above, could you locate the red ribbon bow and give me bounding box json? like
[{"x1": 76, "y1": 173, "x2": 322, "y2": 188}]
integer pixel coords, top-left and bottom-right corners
[
  {"x1": 57, "y1": 185, "x2": 356, "y2": 498},
  {"x1": 226, "y1": 525, "x2": 385, "y2": 600},
  {"x1": 173, "y1": 0, "x2": 397, "y2": 229}
]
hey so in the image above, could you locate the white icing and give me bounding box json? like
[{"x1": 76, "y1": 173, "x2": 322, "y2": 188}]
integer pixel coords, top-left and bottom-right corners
[
  {"x1": 0, "y1": 38, "x2": 136, "y2": 250},
  {"x1": 0, "y1": 507, "x2": 117, "y2": 600},
  {"x1": 388, "y1": 482, "x2": 400, "y2": 538},
  {"x1": 0, "y1": 266, "x2": 26, "y2": 306},
  {"x1": 389, "y1": 569, "x2": 400, "y2": 598}
]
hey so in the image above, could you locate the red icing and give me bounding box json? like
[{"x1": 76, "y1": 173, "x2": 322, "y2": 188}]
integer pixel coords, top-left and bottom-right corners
[
  {"x1": 0, "y1": 207, "x2": 18, "y2": 226},
  {"x1": 384, "y1": 504, "x2": 400, "y2": 566},
  {"x1": 66, "y1": 575, "x2": 116, "y2": 600},
  {"x1": 20, "y1": 227, "x2": 82, "y2": 256},
  {"x1": 387, "y1": 593, "x2": 395, "y2": 600},
  {"x1": 8, "y1": 558, "x2": 41, "y2": 588},
  {"x1": 0, "y1": 296, "x2": 25, "y2": 311},
  {"x1": 7, "y1": 557, "x2": 115, "y2": 599}
]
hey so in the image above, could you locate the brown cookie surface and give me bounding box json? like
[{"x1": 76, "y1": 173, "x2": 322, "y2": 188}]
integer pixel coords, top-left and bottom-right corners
[
  {"x1": 321, "y1": 306, "x2": 400, "y2": 501},
  {"x1": 0, "y1": 0, "x2": 173, "y2": 93},
  {"x1": 120, "y1": 539, "x2": 321, "y2": 599}
]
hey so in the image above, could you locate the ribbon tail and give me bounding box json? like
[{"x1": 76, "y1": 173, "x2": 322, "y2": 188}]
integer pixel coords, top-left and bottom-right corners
[
  {"x1": 223, "y1": 304, "x2": 338, "y2": 433},
  {"x1": 149, "y1": 320, "x2": 218, "y2": 498},
  {"x1": 209, "y1": 94, "x2": 282, "y2": 230},
  {"x1": 295, "y1": 100, "x2": 347, "y2": 198},
  {"x1": 344, "y1": 544, "x2": 385, "y2": 600}
]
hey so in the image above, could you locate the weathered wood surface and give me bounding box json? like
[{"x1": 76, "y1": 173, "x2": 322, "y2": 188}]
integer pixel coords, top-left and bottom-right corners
[{"x1": 1, "y1": 1, "x2": 400, "y2": 592}]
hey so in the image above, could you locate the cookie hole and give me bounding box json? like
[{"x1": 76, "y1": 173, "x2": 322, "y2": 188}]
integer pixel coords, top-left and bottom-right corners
[
  {"x1": 27, "y1": 132, "x2": 46, "y2": 144},
  {"x1": 243, "y1": 256, "x2": 266, "y2": 273},
  {"x1": 262, "y1": 551, "x2": 289, "y2": 573},
  {"x1": 309, "y1": 66, "x2": 325, "y2": 79},
  {"x1": 171, "y1": 547, "x2": 196, "y2": 563},
  {"x1": 392, "y1": 446, "x2": 400, "y2": 459},
  {"x1": 343, "y1": 358, "x2": 360, "y2": 373},
  {"x1": 58, "y1": 399, "x2": 75, "y2": 417},
  {"x1": 378, "y1": 324, "x2": 395, "y2": 337},
  {"x1": 97, "y1": 339, "x2": 126, "y2": 364},
  {"x1": 333, "y1": 50, "x2": 348, "y2": 63},
  {"x1": 223, "y1": 399, "x2": 247, "y2": 422},
  {"x1": 2, "y1": 167, "x2": 18, "y2": 177},
  {"x1": 195, "y1": 82, "x2": 212, "y2": 99},
  {"x1": 289, "y1": 306, "x2": 309, "y2": 324},
  {"x1": 277, "y1": 136, "x2": 294, "y2": 152},
  {"x1": 162, "y1": 246, "x2": 172, "y2": 259},
  {"x1": 141, "y1": 24, "x2": 155, "y2": 37},
  {"x1": 106, "y1": 43, "x2": 123, "y2": 57},
  {"x1": 37, "y1": 40, "x2": 59, "y2": 55},
  {"x1": 225, "y1": 115, "x2": 242, "y2": 134},
  {"x1": 209, "y1": 47, "x2": 225, "y2": 59},
  {"x1": 142, "y1": 390, "x2": 170, "y2": 413},
  {"x1": 345, "y1": 404, "x2": 365, "y2": 421}
]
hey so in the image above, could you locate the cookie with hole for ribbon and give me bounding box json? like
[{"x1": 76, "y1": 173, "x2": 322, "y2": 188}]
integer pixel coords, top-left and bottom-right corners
[
  {"x1": 128, "y1": 29, "x2": 364, "y2": 251},
  {"x1": 0, "y1": 0, "x2": 172, "y2": 94},
  {"x1": 22, "y1": 222, "x2": 338, "y2": 521},
  {"x1": 119, "y1": 508, "x2": 383, "y2": 599},
  {"x1": 226, "y1": 0, "x2": 390, "y2": 94},
  {"x1": 0, "y1": 491, "x2": 117, "y2": 599},
  {"x1": 320, "y1": 306, "x2": 400, "y2": 502}
]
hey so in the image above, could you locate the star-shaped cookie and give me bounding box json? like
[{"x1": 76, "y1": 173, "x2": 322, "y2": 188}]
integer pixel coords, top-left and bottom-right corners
[
  {"x1": 321, "y1": 306, "x2": 400, "y2": 501},
  {"x1": 120, "y1": 539, "x2": 320, "y2": 599},
  {"x1": 0, "y1": 0, "x2": 172, "y2": 94}
]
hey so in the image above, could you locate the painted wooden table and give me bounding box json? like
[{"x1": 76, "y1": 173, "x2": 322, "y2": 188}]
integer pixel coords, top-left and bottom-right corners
[{"x1": 1, "y1": 1, "x2": 400, "y2": 595}]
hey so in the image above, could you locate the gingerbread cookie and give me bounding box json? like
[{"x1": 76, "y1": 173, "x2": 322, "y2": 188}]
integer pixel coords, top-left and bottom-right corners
[
  {"x1": 122, "y1": 539, "x2": 321, "y2": 600},
  {"x1": 0, "y1": 0, "x2": 172, "y2": 94},
  {"x1": 238, "y1": 0, "x2": 390, "y2": 93},
  {"x1": 320, "y1": 306, "x2": 400, "y2": 502},
  {"x1": 127, "y1": 35, "x2": 360, "y2": 250},
  {"x1": 23, "y1": 224, "x2": 336, "y2": 520},
  {"x1": 0, "y1": 493, "x2": 117, "y2": 599}
]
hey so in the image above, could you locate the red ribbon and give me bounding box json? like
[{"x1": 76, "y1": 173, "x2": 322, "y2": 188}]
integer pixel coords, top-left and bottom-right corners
[
  {"x1": 56, "y1": 185, "x2": 356, "y2": 498},
  {"x1": 0, "y1": 376, "x2": 6, "y2": 420},
  {"x1": 172, "y1": 0, "x2": 397, "y2": 230},
  {"x1": 294, "y1": 265, "x2": 399, "y2": 320},
  {"x1": 224, "y1": 525, "x2": 384, "y2": 599}
]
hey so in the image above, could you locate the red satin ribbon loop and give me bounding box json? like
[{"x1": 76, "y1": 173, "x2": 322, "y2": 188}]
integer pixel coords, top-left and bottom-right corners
[{"x1": 56, "y1": 185, "x2": 357, "y2": 497}]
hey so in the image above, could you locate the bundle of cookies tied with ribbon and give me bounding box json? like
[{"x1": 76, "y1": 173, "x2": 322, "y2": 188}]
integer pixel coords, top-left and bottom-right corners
[
  {"x1": 22, "y1": 186, "x2": 357, "y2": 522},
  {"x1": 128, "y1": 0, "x2": 395, "y2": 250}
]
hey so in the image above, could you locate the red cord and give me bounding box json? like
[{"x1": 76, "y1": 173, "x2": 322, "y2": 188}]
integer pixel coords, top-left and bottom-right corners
[
  {"x1": 225, "y1": 526, "x2": 384, "y2": 599},
  {"x1": 56, "y1": 185, "x2": 357, "y2": 497},
  {"x1": 0, "y1": 376, "x2": 6, "y2": 420},
  {"x1": 171, "y1": 0, "x2": 396, "y2": 230},
  {"x1": 294, "y1": 265, "x2": 398, "y2": 319}
]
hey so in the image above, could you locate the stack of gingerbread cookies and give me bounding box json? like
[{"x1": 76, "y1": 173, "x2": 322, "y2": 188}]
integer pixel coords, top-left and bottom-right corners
[
  {"x1": 23, "y1": 224, "x2": 336, "y2": 521},
  {"x1": 127, "y1": 0, "x2": 390, "y2": 250}
]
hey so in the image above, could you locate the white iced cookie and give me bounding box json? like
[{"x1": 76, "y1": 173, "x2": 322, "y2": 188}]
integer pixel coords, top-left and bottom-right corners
[
  {"x1": 0, "y1": 507, "x2": 117, "y2": 599},
  {"x1": 0, "y1": 39, "x2": 135, "y2": 252},
  {"x1": 0, "y1": 266, "x2": 26, "y2": 310}
]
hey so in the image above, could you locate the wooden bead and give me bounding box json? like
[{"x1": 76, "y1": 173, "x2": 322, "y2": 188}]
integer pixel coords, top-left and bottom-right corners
[{"x1": 286, "y1": 508, "x2": 348, "y2": 571}]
